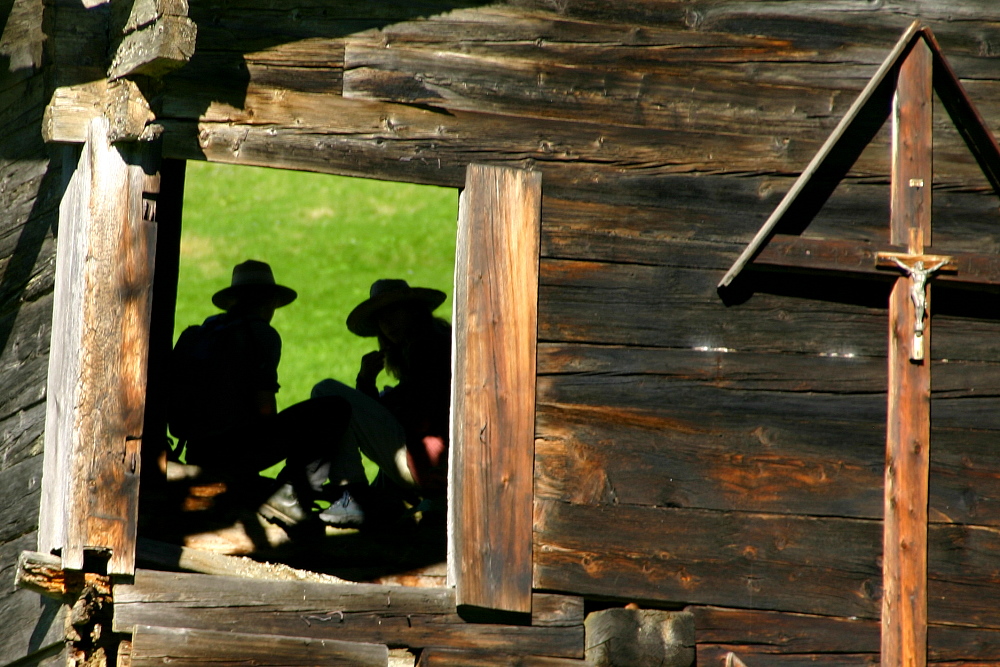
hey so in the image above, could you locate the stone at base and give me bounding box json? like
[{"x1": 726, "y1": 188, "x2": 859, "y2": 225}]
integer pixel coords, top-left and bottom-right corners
[{"x1": 585, "y1": 608, "x2": 695, "y2": 667}]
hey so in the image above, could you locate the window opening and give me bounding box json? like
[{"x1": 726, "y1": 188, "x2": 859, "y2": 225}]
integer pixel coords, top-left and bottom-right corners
[{"x1": 139, "y1": 160, "x2": 457, "y2": 585}]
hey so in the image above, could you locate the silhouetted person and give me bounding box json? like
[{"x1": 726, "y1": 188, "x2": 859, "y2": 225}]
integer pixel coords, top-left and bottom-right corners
[
  {"x1": 311, "y1": 279, "x2": 452, "y2": 526},
  {"x1": 168, "y1": 260, "x2": 353, "y2": 526}
]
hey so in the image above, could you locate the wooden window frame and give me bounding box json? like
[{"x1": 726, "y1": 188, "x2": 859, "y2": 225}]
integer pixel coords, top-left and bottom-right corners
[{"x1": 38, "y1": 143, "x2": 542, "y2": 615}]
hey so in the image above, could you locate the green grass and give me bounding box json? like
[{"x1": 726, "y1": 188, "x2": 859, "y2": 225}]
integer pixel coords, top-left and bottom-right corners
[{"x1": 175, "y1": 161, "x2": 458, "y2": 415}]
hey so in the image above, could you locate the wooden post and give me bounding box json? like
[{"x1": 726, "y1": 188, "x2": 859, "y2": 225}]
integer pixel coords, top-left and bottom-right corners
[
  {"x1": 451, "y1": 163, "x2": 541, "y2": 615},
  {"x1": 39, "y1": 116, "x2": 159, "y2": 575},
  {"x1": 882, "y1": 37, "x2": 932, "y2": 667}
]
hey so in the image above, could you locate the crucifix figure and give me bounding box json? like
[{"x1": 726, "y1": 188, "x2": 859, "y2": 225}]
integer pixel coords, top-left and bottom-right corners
[
  {"x1": 719, "y1": 22, "x2": 1000, "y2": 667},
  {"x1": 878, "y1": 253, "x2": 953, "y2": 361}
]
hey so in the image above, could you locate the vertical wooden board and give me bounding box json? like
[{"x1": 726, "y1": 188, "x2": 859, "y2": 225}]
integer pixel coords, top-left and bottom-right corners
[
  {"x1": 450, "y1": 163, "x2": 541, "y2": 614},
  {"x1": 130, "y1": 625, "x2": 388, "y2": 667},
  {"x1": 42, "y1": 117, "x2": 159, "y2": 575},
  {"x1": 39, "y1": 144, "x2": 88, "y2": 562},
  {"x1": 883, "y1": 36, "x2": 932, "y2": 667},
  {"x1": 140, "y1": 159, "x2": 185, "y2": 482}
]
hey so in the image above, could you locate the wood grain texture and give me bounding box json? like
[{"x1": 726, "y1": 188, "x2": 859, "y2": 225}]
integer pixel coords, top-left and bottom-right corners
[
  {"x1": 130, "y1": 625, "x2": 388, "y2": 667},
  {"x1": 40, "y1": 118, "x2": 159, "y2": 575},
  {"x1": 882, "y1": 36, "x2": 933, "y2": 667},
  {"x1": 108, "y1": 15, "x2": 197, "y2": 81},
  {"x1": 0, "y1": 1, "x2": 63, "y2": 659},
  {"x1": 753, "y1": 235, "x2": 1000, "y2": 289},
  {"x1": 113, "y1": 570, "x2": 584, "y2": 659},
  {"x1": 533, "y1": 498, "x2": 1000, "y2": 629},
  {"x1": 536, "y1": 256, "x2": 1000, "y2": 361},
  {"x1": 690, "y1": 605, "x2": 1000, "y2": 664},
  {"x1": 530, "y1": 593, "x2": 584, "y2": 628},
  {"x1": 534, "y1": 389, "x2": 1000, "y2": 527},
  {"x1": 451, "y1": 164, "x2": 541, "y2": 614},
  {"x1": 417, "y1": 649, "x2": 589, "y2": 667},
  {"x1": 0, "y1": 533, "x2": 66, "y2": 665}
]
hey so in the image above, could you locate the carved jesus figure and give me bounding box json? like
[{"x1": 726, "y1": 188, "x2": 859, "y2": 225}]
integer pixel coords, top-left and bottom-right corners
[{"x1": 891, "y1": 257, "x2": 949, "y2": 337}]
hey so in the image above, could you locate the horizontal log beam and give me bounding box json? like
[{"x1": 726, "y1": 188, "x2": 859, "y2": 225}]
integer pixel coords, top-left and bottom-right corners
[
  {"x1": 108, "y1": 15, "x2": 197, "y2": 81},
  {"x1": 113, "y1": 570, "x2": 584, "y2": 659},
  {"x1": 537, "y1": 258, "x2": 1000, "y2": 360},
  {"x1": 533, "y1": 499, "x2": 1000, "y2": 628},
  {"x1": 688, "y1": 605, "x2": 1000, "y2": 663},
  {"x1": 752, "y1": 235, "x2": 1000, "y2": 289},
  {"x1": 15, "y1": 551, "x2": 112, "y2": 600},
  {"x1": 130, "y1": 625, "x2": 388, "y2": 667},
  {"x1": 417, "y1": 649, "x2": 589, "y2": 666},
  {"x1": 135, "y1": 538, "x2": 353, "y2": 585}
]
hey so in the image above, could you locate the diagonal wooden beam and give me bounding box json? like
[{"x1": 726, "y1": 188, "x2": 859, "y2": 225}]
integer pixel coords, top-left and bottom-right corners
[
  {"x1": 718, "y1": 21, "x2": 923, "y2": 289},
  {"x1": 923, "y1": 30, "x2": 1000, "y2": 198}
]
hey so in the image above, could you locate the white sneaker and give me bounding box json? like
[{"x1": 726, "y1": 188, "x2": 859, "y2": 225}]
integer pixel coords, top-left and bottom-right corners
[{"x1": 318, "y1": 490, "x2": 365, "y2": 526}]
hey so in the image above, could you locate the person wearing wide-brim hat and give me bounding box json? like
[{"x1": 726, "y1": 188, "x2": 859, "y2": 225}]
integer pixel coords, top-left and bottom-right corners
[
  {"x1": 338, "y1": 279, "x2": 452, "y2": 516},
  {"x1": 167, "y1": 259, "x2": 358, "y2": 530},
  {"x1": 212, "y1": 259, "x2": 298, "y2": 314},
  {"x1": 347, "y1": 278, "x2": 446, "y2": 338}
]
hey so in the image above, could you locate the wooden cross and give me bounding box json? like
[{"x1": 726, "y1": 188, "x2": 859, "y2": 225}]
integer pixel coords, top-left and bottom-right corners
[{"x1": 720, "y1": 23, "x2": 1000, "y2": 667}]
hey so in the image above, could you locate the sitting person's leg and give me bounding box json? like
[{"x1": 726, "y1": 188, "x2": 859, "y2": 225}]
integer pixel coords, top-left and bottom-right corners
[
  {"x1": 311, "y1": 379, "x2": 420, "y2": 526},
  {"x1": 260, "y1": 395, "x2": 357, "y2": 525}
]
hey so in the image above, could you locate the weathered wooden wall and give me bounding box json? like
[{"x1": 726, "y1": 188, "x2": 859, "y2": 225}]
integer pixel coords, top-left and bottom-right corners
[
  {"x1": 153, "y1": 2, "x2": 1000, "y2": 664},
  {"x1": 14, "y1": 1, "x2": 1000, "y2": 665},
  {"x1": 0, "y1": 0, "x2": 70, "y2": 663}
]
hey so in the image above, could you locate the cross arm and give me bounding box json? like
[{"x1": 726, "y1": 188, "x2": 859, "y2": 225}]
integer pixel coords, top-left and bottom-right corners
[{"x1": 750, "y1": 235, "x2": 1000, "y2": 289}]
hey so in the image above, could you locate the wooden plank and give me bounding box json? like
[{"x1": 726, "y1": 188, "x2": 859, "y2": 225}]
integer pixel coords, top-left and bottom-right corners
[
  {"x1": 39, "y1": 117, "x2": 159, "y2": 575},
  {"x1": 689, "y1": 606, "x2": 880, "y2": 656},
  {"x1": 42, "y1": 80, "x2": 106, "y2": 144},
  {"x1": 0, "y1": 456, "x2": 42, "y2": 543},
  {"x1": 534, "y1": 498, "x2": 884, "y2": 619},
  {"x1": 16, "y1": 550, "x2": 112, "y2": 600},
  {"x1": 152, "y1": 106, "x2": 989, "y2": 197},
  {"x1": 417, "y1": 649, "x2": 589, "y2": 667},
  {"x1": 130, "y1": 625, "x2": 388, "y2": 667},
  {"x1": 38, "y1": 142, "x2": 86, "y2": 563},
  {"x1": 689, "y1": 605, "x2": 1000, "y2": 663},
  {"x1": 135, "y1": 538, "x2": 353, "y2": 585},
  {"x1": 113, "y1": 0, "x2": 191, "y2": 35},
  {"x1": 540, "y1": 183, "x2": 1000, "y2": 266},
  {"x1": 534, "y1": 397, "x2": 1000, "y2": 527},
  {"x1": 112, "y1": 570, "x2": 584, "y2": 659},
  {"x1": 155, "y1": 105, "x2": 824, "y2": 188},
  {"x1": 535, "y1": 256, "x2": 1000, "y2": 361},
  {"x1": 533, "y1": 499, "x2": 1000, "y2": 628},
  {"x1": 882, "y1": 35, "x2": 933, "y2": 667},
  {"x1": 108, "y1": 14, "x2": 197, "y2": 81},
  {"x1": 531, "y1": 594, "x2": 584, "y2": 628},
  {"x1": 753, "y1": 235, "x2": 1000, "y2": 289},
  {"x1": 342, "y1": 40, "x2": 874, "y2": 132},
  {"x1": 698, "y1": 646, "x2": 878, "y2": 666},
  {"x1": 451, "y1": 164, "x2": 541, "y2": 614}
]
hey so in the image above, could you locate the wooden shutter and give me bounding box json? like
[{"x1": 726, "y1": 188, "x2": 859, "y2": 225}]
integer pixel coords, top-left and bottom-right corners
[
  {"x1": 451, "y1": 163, "x2": 541, "y2": 614},
  {"x1": 38, "y1": 117, "x2": 159, "y2": 575}
]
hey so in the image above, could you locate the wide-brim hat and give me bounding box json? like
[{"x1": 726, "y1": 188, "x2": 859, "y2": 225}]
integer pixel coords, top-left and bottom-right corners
[
  {"x1": 347, "y1": 278, "x2": 446, "y2": 337},
  {"x1": 212, "y1": 260, "x2": 297, "y2": 311}
]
